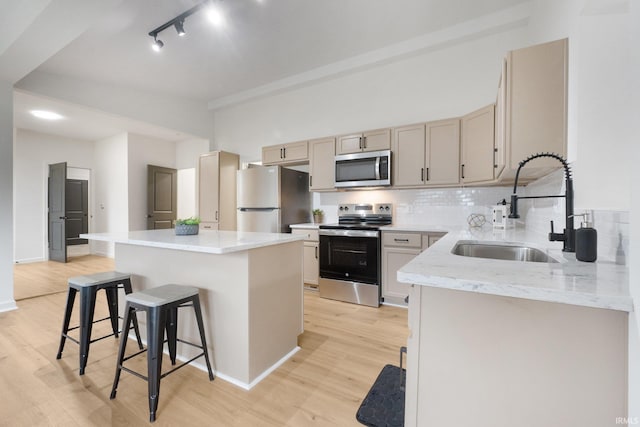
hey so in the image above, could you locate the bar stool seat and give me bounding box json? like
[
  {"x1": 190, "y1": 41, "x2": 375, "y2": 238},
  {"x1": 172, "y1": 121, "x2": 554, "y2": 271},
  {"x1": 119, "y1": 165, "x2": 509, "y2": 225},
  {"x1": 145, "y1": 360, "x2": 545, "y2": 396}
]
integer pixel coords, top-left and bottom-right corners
[
  {"x1": 110, "y1": 284, "x2": 215, "y2": 423},
  {"x1": 56, "y1": 271, "x2": 143, "y2": 375}
]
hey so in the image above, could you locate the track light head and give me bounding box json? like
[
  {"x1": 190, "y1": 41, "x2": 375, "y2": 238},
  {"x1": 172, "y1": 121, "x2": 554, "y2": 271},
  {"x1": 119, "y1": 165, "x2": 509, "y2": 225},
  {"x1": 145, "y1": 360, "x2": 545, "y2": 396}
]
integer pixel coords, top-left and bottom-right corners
[
  {"x1": 151, "y1": 37, "x2": 164, "y2": 52},
  {"x1": 174, "y1": 20, "x2": 186, "y2": 36}
]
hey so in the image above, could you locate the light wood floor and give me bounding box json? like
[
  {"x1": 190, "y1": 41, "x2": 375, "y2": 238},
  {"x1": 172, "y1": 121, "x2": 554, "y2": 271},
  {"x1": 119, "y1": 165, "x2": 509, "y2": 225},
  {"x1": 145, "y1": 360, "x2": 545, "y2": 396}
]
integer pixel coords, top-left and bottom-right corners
[
  {"x1": 1, "y1": 257, "x2": 408, "y2": 426},
  {"x1": 14, "y1": 255, "x2": 115, "y2": 301}
]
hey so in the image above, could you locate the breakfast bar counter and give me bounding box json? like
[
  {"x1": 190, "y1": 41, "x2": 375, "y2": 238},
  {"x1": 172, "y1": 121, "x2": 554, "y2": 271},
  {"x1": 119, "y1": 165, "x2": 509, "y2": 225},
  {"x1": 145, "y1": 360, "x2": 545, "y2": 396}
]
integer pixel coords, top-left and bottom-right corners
[{"x1": 82, "y1": 229, "x2": 305, "y2": 389}]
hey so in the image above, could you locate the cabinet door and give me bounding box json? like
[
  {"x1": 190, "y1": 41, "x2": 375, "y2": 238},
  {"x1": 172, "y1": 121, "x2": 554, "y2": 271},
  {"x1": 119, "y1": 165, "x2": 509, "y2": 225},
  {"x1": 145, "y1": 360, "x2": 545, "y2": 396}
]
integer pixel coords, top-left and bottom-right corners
[
  {"x1": 198, "y1": 152, "x2": 219, "y2": 224},
  {"x1": 382, "y1": 246, "x2": 420, "y2": 304},
  {"x1": 461, "y1": 104, "x2": 495, "y2": 184},
  {"x1": 309, "y1": 137, "x2": 335, "y2": 190},
  {"x1": 262, "y1": 145, "x2": 284, "y2": 165},
  {"x1": 336, "y1": 134, "x2": 363, "y2": 155},
  {"x1": 393, "y1": 124, "x2": 426, "y2": 187},
  {"x1": 422, "y1": 232, "x2": 446, "y2": 251},
  {"x1": 283, "y1": 140, "x2": 309, "y2": 163},
  {"x1": 507, "y1": 38, "x2": 567, "y2": 172},
  {"x1": 494, "y1": 59, "x2": 507, "y2": 178},
  {"x1": 362, "y1": 128, "x2": 391, "y2": 152},
  {"x1": 426, "y1": 119, "x2": 460, "y2": 186},
  {"x1": 303, "y1": 241, "x2": 319, "y2": 286}
]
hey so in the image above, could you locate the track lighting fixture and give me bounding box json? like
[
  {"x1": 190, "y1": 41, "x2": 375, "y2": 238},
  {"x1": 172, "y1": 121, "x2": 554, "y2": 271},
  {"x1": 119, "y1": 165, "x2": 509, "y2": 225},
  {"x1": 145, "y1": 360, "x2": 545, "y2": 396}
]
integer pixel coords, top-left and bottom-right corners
[
  {"x1": 148, "y1": 0, "x2": 223, "y2": 51},
  {"x1": 174, "y1": 20, "x2": 186, "y2": 36},
  {"x1": 151, "y1": 37, "x2": 164, "y2": 52}
]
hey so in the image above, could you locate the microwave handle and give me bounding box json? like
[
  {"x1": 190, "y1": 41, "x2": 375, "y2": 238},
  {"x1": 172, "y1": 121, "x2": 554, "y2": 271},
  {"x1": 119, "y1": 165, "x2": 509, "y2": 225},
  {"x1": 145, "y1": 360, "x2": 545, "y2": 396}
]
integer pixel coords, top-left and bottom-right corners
[{"x1": 375, "y1": 156, "x2": 381, "y2": 180}]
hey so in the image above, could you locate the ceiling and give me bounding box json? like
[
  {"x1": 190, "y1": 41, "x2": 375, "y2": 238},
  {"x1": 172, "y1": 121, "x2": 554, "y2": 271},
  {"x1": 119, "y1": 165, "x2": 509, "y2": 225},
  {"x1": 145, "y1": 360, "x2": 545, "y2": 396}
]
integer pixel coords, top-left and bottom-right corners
[{"x1": 12, "y1": 0, "x2": 530, "y2": 141}]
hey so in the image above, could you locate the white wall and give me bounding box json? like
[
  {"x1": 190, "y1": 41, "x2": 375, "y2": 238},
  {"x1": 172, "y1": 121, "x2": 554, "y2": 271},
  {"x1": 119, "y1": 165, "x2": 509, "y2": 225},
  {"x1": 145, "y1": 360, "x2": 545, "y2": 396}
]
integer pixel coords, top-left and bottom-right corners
[
  {"x1": 178, "y1": 168, "x2": 196, "y2": 220},
  {"x1": 127, "y1": 133, "x2": 176, "y2": 232},
  {"x1": 176, "y1": 138, "x2": 210, "y2": 170},
  {"x1": 212, "y1": 25, "x2": 528, "y2": 163},
  {"x1": 92, "y1": 133, "x2": 128, "y2": 257},
  {"x1": 13, "y1": 129, "x2": 95, "y2": 262},
  {"x1": 627, "y1": 0, "x2": 640, "y2": 420},
  {"x1": 0, "y1": 82, "x2": 16, "y2": 312}
]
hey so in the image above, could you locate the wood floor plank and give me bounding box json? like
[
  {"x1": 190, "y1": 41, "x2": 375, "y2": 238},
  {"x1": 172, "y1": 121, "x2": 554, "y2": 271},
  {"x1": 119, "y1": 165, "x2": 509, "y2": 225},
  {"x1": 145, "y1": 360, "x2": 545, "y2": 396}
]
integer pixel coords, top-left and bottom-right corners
[{"x1": 2, "y1": 256, "x2": 408, "y2": 426}]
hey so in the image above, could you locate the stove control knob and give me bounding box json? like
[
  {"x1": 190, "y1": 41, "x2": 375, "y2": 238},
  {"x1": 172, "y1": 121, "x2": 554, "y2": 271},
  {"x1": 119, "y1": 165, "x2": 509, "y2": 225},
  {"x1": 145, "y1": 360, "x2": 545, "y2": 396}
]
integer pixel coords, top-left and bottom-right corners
[
  {"x1": 339, "y1": 206, "x2": 343, "y2": 211},
  {"x1": 344, "y1": 206, "x2": 349, "y2": 211},
  {"x1": 385, "y1": 206, "x2": 390, "y2": 211}
]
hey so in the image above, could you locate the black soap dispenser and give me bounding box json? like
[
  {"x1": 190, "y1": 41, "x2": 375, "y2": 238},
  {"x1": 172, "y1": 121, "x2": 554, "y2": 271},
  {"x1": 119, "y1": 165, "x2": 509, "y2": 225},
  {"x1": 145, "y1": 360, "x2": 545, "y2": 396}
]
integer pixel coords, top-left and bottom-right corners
[{"x1": 575, "y1": 212, "x2": 597, "y2": 262}]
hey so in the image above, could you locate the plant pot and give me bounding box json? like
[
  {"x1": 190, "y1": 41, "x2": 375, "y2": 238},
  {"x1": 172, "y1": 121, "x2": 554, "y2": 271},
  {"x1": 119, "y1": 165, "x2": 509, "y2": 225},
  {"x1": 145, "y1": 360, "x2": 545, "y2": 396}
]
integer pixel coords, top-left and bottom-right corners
[
  {"x1": 313, "y1": 214, "x2": 323, "y2": 224},
  {"x1": 175, "y1": 224, "x2": 199, "y2": 235}
]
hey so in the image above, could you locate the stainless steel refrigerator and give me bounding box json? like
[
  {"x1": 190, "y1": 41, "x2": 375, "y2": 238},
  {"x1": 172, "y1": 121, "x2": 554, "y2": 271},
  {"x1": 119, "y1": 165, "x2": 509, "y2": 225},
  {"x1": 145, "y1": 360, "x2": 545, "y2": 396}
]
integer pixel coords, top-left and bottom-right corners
[{"x1": 237, "y1": 165, "x2": 310, "y2": 233}]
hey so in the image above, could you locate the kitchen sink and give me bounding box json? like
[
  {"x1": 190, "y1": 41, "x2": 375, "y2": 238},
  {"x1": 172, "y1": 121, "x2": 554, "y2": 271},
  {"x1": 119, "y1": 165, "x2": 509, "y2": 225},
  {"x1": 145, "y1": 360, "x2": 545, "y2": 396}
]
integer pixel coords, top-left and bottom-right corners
[{"x1": 451, "y1": 240, "x2": 558, "y2": 263}]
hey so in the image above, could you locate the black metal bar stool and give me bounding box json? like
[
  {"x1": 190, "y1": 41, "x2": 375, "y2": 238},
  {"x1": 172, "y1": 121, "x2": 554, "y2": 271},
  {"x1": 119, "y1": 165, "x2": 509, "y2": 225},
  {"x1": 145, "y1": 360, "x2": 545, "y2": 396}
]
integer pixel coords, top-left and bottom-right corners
[
  {"x1": 56, "y1": 271, "x2": 143, "y2": 375},
  {"x1": 110, "y1": 284, "x2": 215, "y2": 423}
]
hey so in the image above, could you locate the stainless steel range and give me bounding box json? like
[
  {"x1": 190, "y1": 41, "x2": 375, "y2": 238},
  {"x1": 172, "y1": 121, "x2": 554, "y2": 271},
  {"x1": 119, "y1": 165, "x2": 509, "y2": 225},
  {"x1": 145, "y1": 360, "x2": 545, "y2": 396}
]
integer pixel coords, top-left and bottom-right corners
[{"x1": 318, "y1": 203, "x2": 392, "y2": 307}]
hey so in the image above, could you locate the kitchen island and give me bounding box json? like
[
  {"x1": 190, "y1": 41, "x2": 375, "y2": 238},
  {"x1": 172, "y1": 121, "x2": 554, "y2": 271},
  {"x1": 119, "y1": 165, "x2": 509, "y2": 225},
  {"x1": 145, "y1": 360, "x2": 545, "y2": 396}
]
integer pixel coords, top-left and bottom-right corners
[
  {"x1": 398, "y1": 228, "x2": 632, "y2": 427},
  {"x1": 81, "y1": 229, "x2": 304, "y2": 389}
]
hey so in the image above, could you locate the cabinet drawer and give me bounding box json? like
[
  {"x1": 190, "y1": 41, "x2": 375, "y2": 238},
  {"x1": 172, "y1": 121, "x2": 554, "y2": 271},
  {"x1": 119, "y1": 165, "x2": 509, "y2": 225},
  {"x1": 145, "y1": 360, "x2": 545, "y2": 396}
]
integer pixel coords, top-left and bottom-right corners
[
  {"x1": 200, "y1": 222, "x2": 219, "y2": 231},
  {"x1": 383, "y1": 232, "x2": 421, "y2": 248},
  {"x1": 292, "y1": 228, "x2": 319, "y2": 241}
]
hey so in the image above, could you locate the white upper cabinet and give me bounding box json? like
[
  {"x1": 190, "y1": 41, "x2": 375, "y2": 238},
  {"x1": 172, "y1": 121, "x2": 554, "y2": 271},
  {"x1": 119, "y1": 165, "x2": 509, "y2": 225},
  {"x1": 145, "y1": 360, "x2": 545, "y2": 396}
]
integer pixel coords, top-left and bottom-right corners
[{"x1": 336, "y1": 128, "x2": 391, "y2": 155}]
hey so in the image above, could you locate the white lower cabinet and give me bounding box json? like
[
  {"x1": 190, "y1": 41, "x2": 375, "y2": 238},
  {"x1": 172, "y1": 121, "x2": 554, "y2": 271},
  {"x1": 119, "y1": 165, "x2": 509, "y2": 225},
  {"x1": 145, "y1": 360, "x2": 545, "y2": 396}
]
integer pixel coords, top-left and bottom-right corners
[
  {"x1": 292, "y1": 228, "x2": 319, "y2": 288},
  {"x1": 382, "y1": 231, "x2": 445, "y2": 305}
]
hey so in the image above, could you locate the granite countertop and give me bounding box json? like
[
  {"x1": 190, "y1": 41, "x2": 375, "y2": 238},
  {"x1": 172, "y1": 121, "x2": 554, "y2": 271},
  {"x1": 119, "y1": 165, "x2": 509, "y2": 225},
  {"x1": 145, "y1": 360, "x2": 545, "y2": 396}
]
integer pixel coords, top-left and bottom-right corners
[
  {"x1": 81, "y1": 229, "x2": 304, "y2": 255},
  {"x1": 397, "y1": 227, "x2": 633, "y2": 312}
]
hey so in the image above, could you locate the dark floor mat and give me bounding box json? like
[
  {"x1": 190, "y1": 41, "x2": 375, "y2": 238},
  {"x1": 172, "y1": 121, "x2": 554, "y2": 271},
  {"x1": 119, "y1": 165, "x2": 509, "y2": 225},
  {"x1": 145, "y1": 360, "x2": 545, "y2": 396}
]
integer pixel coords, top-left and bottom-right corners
[{"x1": 356, "y1": 364, "x2": 405, "y2": 427}]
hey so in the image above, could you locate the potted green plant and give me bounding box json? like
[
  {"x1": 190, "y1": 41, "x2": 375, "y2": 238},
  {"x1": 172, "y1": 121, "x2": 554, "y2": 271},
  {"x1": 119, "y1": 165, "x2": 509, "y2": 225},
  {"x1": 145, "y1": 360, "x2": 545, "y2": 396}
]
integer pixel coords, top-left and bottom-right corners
[
  {"x1": 174, "y1": 217, "x2": 201, "y2": 235},
  {"x1": 312, "y1": 209, "x2": 324, "y2": 224}
]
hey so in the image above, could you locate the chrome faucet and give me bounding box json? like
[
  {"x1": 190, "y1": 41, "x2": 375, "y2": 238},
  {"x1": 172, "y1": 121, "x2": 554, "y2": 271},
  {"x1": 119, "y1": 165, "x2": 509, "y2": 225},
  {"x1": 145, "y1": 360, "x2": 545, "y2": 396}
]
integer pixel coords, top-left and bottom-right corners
[{"x1": 508, "y1": 152, "x2": 575, "y2": 252}]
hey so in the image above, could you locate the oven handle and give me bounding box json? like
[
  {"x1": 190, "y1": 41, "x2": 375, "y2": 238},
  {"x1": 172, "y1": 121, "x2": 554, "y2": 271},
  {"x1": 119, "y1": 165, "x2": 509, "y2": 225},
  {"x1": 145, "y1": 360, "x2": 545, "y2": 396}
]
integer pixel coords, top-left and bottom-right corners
[{"x1": 319, "y1": 229, "x2": 379, "y2": 238}]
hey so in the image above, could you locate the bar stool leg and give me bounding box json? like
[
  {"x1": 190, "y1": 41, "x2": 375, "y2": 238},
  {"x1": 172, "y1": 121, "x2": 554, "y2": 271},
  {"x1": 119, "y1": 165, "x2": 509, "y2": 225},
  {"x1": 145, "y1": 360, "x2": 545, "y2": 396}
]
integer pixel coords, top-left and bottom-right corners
[
  {"x1": 56, "y1": 287, "x2": 77, "y2": 359},
  {"x1": 192, "y1": 297, "x2": 215, "y2": 381},
  {"x1": 105, "y1": 286, "x2": 120, "y2": 338},
  {"x1": 110, "y1": 302, "x2": 133, "y2": 399},
  {"x1": 147, "y1": 306, "x2": 166, "y2": 423},
  {"x1": 122, "y1": 278, "x2": 144, "y2": 350},
  {"x1": 165, "y1": 307, "x2": 178, "y2": 365},
  {"x1": 78, "y1": 286, "x2": 98, "y2": 375}
]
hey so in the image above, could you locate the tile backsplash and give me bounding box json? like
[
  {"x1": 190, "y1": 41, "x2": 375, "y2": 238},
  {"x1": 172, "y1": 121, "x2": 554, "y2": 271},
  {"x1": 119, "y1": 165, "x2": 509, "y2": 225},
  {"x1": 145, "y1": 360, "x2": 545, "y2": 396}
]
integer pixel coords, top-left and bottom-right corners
[{"x1": 313, "y1": 169, "x2": 629, "y2": 264}]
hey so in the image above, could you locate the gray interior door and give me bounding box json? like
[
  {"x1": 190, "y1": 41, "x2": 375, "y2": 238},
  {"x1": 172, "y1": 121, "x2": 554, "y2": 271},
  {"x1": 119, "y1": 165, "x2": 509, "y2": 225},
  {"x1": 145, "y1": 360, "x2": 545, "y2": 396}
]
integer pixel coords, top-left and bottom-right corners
[
  {"x1": 48, "y1": 162, "x2": 67, "y2": 262},
  {"x1": 65, "y1": 179, "x2": 88, "y2": 245},
  {"x1": 147, "y1": 165, "x2": 177, "y2": 229}
]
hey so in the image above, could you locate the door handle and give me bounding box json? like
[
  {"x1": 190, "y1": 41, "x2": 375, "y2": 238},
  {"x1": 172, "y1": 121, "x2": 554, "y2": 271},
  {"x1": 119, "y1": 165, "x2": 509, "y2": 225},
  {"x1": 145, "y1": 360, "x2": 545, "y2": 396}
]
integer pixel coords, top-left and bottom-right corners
[
  {"x1": 215, "y1": 211, "x2": 219, "y2": 221},
  {"x1": 362, "y1": 136, "x2": 367, "y2": 149},
  {"x1": 147, "y1": 214, "x2": 153, "y2": 218},
  {"x1": 283, "y1": 147, "x2": 286, "y2": 158},
  {"x1": 421, "y1": 168, "x2": 424, "y2": 181},
  {"x1": 426, "y1": 167, "x2": 429, "y2": 181},
  {"x1": 59, "y1": 216, "x2": 68, "y2": 220},
  {"x1": 315, "y1": 246, "x2": 318, "y2": 259},
  {"x1": 461, "y1": 164, "x2": 465, "y2": 179}
]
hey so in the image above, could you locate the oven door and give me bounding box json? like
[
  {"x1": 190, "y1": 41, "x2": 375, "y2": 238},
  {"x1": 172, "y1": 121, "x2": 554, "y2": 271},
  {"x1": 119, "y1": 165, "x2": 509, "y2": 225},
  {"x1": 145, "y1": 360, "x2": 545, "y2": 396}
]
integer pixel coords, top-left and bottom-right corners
[{"x1": 319, "y1": 229, "x2": 380, "y2": 284}]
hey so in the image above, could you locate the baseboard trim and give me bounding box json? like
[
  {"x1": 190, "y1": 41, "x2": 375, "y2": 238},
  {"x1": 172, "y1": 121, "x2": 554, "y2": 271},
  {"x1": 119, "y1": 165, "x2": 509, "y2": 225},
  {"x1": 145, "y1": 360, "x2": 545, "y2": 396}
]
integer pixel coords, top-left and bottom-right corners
[
  {"x1": 14, "y1": 257, "x2": 45, "y2": 264},
  {"x1": 126, "y1": 333, "x2": 300, "y2": 390},
  {"x1": 0, "y1": 299, "x2": 18, "y2": 313}
]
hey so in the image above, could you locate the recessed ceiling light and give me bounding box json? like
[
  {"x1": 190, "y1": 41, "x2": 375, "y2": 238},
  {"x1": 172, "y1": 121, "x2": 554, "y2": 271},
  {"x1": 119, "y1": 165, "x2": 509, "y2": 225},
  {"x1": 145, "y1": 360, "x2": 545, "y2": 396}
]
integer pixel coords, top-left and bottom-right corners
[{"x1": 31, "y1": 110, "x2": 64, "y2": 120}]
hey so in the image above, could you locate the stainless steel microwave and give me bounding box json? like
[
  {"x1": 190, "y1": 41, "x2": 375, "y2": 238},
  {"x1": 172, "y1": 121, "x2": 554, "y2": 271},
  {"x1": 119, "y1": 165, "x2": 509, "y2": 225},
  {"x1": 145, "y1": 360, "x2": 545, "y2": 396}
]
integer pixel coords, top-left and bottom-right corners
[{"x1": 334, "y1": 150, "x2": 391, "y2": 188}]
